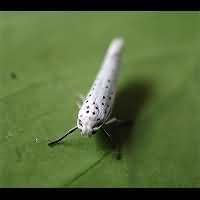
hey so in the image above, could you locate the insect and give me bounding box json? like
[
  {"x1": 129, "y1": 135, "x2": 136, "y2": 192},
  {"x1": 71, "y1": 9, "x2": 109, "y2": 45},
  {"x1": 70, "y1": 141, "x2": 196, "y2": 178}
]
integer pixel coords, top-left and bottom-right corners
[{"x1": 48, "y1": 37, "x2": 131, "y2": 146}]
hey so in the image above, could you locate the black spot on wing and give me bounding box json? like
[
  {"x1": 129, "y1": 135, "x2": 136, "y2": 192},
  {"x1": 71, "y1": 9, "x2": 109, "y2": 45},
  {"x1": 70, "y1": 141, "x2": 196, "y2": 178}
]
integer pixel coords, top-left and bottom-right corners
[{"x1": 79, "y1": 119, "x2": 83, "y2": 126}]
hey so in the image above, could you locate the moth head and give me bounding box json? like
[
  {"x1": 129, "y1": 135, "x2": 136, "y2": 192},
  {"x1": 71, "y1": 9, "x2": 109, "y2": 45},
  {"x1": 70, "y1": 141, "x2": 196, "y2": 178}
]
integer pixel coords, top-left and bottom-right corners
[{"x1": 77, "y1": 103, "x2": 103, "y2": 136}]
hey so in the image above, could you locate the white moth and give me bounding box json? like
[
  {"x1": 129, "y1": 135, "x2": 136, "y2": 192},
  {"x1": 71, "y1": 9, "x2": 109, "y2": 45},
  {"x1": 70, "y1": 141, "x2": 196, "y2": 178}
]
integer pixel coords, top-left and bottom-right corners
[{"x1": 48, "y1": 37, "x2": 128, "y2": 146}]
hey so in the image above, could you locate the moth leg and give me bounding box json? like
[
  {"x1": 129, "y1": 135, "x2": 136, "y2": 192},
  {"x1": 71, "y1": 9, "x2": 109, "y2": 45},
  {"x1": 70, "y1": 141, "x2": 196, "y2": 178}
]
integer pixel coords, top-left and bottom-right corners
[
  {"x1": 105, "y1": 117, "x2": 132, "y2": 127},
  {"x1": 104, "y1": 118, "x2": 132, "y2": 160},
  {"x1": 76, "y1": 94, "x2": 85, "y2": 108},
  {"x1": 101, "y1": 127, "x2": 113, "y2": 144},
  {"x1": 76, "y1": 101, "x2": 82, "y2": 109},
  {"x1": 78, "y1": 94, "x2": 85, "y2": 103},
  {"x1": 104, "y1": 117, "x2": 118, "y2": 125},
  {"x1": 101, "y1": 126, "x2": 121, "y2": 160}
]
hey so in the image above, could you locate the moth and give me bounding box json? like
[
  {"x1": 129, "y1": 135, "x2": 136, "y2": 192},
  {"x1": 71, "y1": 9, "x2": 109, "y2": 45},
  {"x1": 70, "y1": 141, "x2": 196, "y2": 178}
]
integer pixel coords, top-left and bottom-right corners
[{"x1": 48, "y1": 37, "x2": 131, "y2": 146}]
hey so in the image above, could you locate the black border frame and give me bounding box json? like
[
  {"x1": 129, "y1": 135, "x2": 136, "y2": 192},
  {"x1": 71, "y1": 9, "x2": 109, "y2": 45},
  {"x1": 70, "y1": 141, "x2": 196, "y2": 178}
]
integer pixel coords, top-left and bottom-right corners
[{"x1": 1, "y1": 0, "x2": 200, "y2": 11}]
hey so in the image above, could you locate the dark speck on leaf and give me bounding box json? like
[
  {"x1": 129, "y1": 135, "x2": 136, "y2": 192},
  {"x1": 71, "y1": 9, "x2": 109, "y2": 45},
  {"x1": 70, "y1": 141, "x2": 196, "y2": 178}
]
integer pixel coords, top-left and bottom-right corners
[
  {"x1": 10, "y1": 72, "x2": 17, "y2": 79},
  {"x1": 86, "y1": 110, "x2": 89, "y2": 113}
]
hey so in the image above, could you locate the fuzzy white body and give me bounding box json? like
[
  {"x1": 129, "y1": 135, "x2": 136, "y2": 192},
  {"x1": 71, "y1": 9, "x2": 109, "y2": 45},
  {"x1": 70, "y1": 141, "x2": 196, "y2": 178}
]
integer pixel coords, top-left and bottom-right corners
[{"x1": 77, "y1": 38, "x2": 124, "y2": 136}]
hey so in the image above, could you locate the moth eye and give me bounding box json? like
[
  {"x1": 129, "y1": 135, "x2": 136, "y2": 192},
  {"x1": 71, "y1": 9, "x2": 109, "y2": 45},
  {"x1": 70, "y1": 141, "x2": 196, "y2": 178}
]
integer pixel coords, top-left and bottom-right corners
[{"x1": 92, "y1": 112, "x2": 95, "y2": 115}]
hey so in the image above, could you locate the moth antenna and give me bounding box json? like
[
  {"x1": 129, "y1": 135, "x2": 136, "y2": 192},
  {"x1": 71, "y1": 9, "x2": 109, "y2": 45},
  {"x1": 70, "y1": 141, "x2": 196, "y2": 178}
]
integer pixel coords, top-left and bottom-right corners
[{"x1": 48, "y1": 126, "x2": 78, "y2": 146}]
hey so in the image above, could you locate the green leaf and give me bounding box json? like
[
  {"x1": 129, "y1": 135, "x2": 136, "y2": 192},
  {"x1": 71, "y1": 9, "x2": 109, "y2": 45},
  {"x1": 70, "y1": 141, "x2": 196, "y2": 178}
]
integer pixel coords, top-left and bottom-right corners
[{"x1": 1, "y1": 12, "x2": 200, "y2": 187}]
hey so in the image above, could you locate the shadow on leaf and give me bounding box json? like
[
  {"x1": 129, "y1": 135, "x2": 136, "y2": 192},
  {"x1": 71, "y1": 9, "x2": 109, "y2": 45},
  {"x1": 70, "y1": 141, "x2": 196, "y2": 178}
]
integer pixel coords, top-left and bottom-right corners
[{"x1": 95, "y1": 79, "x2": 153, "y2": 158}]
